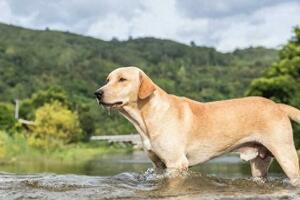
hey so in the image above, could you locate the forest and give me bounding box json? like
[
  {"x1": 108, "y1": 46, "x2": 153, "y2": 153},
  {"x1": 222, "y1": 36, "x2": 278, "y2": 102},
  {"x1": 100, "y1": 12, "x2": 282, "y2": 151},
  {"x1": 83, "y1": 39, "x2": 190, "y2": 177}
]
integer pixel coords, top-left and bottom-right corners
[
  {"x1": 0, "y1": 21, "x2": 299, "y2": 157},
  {"x1": 0, "y1": 23, "x2": 279, "y2": 142}
]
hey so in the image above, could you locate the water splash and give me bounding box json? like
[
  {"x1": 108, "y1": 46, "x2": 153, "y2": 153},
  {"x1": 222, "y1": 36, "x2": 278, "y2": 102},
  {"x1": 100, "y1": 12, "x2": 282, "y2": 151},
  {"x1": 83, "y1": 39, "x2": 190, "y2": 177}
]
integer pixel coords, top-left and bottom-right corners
[{"x1": 0, "y1": 171, "x2": 299, "y2": 200}]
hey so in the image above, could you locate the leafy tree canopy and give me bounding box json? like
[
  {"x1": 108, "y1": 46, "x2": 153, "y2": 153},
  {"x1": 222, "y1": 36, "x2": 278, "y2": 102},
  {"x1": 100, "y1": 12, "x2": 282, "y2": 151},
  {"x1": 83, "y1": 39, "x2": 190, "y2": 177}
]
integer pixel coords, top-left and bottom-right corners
[
  {"x1": 247, "y1": 27, "x2": 300, "y2": 107},
  {"x1": 20, "y1": 86, "x2": 69, "y2": 120}
]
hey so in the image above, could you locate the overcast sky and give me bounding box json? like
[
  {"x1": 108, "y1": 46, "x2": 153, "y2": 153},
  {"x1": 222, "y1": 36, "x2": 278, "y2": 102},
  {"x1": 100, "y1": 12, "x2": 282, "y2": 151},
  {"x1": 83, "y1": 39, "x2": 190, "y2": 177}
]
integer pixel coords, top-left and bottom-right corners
[{"x1": 0, "y1": 0, "x2": 300, "y2": 52}]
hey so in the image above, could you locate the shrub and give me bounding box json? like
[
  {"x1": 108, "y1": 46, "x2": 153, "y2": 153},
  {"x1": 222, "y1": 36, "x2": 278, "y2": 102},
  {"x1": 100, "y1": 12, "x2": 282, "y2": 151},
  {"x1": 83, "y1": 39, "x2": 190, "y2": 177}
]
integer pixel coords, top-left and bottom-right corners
[
  {"x1": 20, "y1": 86, "x2": 69, "y2": 120},
  {"x1": 0, "y1": 102, "x2": 16, "y2": 131},
  {"x1": 29, "y1": 101, "x2": 83, "y2": 150}
]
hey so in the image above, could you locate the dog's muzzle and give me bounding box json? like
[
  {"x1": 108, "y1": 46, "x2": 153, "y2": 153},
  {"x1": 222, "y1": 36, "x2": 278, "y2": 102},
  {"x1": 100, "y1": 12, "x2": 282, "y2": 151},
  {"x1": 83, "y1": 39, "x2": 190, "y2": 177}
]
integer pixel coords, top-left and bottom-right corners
[{"x1": 94, "y1": 89, "x2": 104, "y2": 101}]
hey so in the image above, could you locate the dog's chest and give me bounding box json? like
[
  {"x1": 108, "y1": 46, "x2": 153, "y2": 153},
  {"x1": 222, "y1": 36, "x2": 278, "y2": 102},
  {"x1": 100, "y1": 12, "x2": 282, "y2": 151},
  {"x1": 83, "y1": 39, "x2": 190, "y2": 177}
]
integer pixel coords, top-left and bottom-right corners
[
  {"x1": 134, "y1": 129, "x2": 152, "y2": 151},
  {"x1": 141, "y1": 136, "x2": 152, "y2": 150}
]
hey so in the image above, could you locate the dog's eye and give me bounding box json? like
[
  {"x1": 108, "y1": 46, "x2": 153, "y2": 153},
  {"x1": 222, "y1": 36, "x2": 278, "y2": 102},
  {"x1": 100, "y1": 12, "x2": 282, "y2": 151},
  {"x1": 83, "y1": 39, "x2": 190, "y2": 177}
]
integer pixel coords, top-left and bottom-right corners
[
  {"x1": 119, "y1": 77, "x2": 127, "y2": 82},
  {"x1": 106, "y1": 78, "x2": 110, "y2": 83}
]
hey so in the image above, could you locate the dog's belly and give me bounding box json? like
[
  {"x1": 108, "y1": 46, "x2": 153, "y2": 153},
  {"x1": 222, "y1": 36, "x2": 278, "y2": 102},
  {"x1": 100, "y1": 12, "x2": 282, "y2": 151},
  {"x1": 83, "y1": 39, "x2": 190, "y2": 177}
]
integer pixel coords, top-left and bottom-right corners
[
  {"x1": 186, "y1": 148, "x2": 224, "y2": 166},
  {"x1": 186, "y1": 140, "x2": 271, "y2": 166}
]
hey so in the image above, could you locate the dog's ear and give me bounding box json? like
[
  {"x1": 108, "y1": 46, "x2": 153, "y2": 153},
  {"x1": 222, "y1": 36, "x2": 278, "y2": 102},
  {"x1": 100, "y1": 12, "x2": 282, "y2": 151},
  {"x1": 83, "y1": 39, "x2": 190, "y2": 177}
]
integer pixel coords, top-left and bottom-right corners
[{"x1": 138, "y1": 72, "x2": 156, "y2": 99}]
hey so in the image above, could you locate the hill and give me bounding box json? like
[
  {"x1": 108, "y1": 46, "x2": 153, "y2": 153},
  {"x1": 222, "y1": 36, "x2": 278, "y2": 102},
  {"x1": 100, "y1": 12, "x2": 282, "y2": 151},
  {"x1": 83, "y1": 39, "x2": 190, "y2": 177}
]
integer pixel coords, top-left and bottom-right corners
[{"x1": 0, "y1": 23, "x2": 278, "y2": 135}]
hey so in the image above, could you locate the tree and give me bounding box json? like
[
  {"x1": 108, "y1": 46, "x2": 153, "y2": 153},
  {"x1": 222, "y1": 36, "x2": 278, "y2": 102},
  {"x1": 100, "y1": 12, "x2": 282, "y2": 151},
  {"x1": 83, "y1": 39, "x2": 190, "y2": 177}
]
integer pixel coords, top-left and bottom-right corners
[
  {"x1": 247, "y1": 27, "x2": 300, "y2": 106},
  {"x1": 0, "y1": 102, "x2": 16, "y2": 131},
  {"x1": 28, "y1": 101, "x2": 83, "y2": 150},
  {"x1": 20, "y1": 86, "x2": 69, "y2": 120},
  {"x1": 190, "y1": 41, "x2": 196, "y2": 47}
]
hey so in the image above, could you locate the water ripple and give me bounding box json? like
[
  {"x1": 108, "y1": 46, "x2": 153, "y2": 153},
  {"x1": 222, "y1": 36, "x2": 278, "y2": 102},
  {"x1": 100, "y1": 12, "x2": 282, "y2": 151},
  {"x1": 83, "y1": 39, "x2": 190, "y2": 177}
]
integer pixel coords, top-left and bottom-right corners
[{"x1": 0, "y1": 170, "x2": 299, "y2": 200}]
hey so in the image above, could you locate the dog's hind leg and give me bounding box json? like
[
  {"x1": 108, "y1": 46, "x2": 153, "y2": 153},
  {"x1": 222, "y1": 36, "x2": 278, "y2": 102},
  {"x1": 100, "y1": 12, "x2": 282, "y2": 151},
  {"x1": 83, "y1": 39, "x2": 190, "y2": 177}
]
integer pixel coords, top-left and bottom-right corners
[
  {"x1": 250, "y1": 155, "x2": 273, "y2": 179},
  {"x1": 268, "y1": 144, "x2": 300, "y2": 184},
  {"x1": 262, "y1": 126, "x2": 300, "y2": 185}
]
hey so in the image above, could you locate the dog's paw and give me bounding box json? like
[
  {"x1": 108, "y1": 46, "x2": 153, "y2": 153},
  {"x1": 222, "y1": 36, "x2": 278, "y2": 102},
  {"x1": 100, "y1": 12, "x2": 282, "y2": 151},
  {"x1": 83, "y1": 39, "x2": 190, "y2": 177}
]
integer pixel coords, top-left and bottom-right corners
[
  {"x1": 289, "y1": 178, "x2": 300, "y2": 187},
  {"x1": 251, "y1": 177, "x2": 267, "y2": 184}
]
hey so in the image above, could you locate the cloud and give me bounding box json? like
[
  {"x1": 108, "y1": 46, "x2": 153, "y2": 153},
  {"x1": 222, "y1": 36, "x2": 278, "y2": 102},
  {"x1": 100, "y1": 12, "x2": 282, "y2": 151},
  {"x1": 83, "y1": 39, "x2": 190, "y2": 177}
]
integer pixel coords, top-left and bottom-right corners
[
  {"x1": 0, "y1": 0, "x2": 299, "y2": 52},
  {"x1": 1, "y1": 0, "x2": 145, "y2": 32},
  {"x1": 175, "y1": 0, "x2": 289, "y2": 19},
  {"x1": 0, "y1": 0, "x2": 11, "y2": 22},
  {"x1": 210, "y1": 1, "x2": 300, "y2": 51},
  {"x1": 87, "y1": 0, "x2": 181, "y2": 40}
]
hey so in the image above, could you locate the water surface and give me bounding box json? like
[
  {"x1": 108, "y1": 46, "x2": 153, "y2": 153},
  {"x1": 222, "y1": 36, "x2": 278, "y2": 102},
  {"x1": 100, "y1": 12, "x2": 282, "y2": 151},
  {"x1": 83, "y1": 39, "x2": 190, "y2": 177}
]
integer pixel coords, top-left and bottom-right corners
[{"x1": 0, "y1": 151, "x2": 299, "y2": 200}]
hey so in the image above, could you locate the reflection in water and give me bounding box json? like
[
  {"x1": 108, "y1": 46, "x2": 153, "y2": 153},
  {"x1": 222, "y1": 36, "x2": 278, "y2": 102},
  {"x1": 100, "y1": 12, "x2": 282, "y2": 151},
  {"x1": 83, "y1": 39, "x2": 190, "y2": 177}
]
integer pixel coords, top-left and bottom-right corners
[
  {"x1": 0, "y1": 151, "x2": 284, "y2": 177},
  {"x1": 0, "y1": 151, "x2": 298, "y2": 200}
]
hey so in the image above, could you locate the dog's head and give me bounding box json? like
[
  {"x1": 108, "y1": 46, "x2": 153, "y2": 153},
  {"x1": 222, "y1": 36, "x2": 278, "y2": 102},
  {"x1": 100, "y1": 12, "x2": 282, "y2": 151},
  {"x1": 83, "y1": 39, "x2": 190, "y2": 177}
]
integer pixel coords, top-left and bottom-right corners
[{"x1": 95, "y1": 66, "x2": 156, "y2": 109}]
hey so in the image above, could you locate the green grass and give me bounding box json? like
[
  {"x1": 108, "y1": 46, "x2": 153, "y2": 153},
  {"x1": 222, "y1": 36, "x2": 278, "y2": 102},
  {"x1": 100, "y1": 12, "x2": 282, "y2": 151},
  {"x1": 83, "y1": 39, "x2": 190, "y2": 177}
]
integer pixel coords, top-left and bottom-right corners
[{"x1": 0, "y1": 131, "x2": 133, "y2": 166}]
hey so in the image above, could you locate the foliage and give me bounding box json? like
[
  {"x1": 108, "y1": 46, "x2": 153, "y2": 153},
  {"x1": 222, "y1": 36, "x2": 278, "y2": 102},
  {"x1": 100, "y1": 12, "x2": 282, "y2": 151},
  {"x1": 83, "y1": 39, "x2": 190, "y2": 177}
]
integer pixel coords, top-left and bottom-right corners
[
  {"x1": 20, "y1": 86, "x2": 69, "y2": 120},
  {"x1": 0, "y1": 131, "x2": 9, "y2": 158},
  {"x1": 0, "y1": 23, "x2": 277, "y2": 135},
  {"x1": 247, "y1": 27, "x2": 300, "y2": 106},
  {"x1": 247, "y1": 75, "x2": 297, "y2": 103},
  {"x1": 29, "y1": 101, "x2": 83, "y2": 150},
  {"x1": 0, "y1": 102, "x2": 16, "y2": 131},
  {"x1": 0, "y1": 131, "x2": 29, "y2": 159}
]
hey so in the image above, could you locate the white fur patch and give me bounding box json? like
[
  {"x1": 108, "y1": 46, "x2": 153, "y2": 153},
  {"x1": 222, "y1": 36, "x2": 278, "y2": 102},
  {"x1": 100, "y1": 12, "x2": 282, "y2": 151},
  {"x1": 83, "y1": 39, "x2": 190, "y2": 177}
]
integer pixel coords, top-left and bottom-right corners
[{"x1": 143, "y1": 138, "x2": 152, "y2": 150}]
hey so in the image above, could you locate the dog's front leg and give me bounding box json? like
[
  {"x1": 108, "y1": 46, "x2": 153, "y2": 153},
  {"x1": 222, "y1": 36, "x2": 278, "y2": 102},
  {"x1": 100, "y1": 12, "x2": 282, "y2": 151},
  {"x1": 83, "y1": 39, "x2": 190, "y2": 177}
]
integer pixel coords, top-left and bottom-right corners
[
  {"x1": 151, "y1": 137, "x2": 189, "y2": 175},
  {"x1": 147, "y1": 150, "x2": 166, "y2": 173},
  {"x1": 164, "y1": 155, "x2": 189, "y2": 175}
]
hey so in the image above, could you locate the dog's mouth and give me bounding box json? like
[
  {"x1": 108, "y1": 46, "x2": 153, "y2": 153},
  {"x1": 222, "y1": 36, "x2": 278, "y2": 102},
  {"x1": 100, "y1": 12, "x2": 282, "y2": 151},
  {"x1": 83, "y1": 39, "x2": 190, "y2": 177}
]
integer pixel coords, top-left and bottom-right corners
[{"x1": 97, "y1": 100, "x2": 124, "y2": 108}]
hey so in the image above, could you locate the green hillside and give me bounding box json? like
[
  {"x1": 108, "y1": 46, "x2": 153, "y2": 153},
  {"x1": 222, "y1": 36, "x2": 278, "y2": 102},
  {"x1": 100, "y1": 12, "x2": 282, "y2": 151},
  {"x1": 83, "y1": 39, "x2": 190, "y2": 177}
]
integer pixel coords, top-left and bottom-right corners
[{"x1": 0, "y1": 23, "x2": 278, "y2": 135}]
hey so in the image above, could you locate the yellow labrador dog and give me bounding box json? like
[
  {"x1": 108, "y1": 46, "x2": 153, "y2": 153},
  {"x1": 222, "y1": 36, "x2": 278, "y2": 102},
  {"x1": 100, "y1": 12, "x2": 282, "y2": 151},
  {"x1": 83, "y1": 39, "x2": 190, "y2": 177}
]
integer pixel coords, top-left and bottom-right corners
[{"x1": 95, "y1": 66, "x2": 300, "y2": 183}]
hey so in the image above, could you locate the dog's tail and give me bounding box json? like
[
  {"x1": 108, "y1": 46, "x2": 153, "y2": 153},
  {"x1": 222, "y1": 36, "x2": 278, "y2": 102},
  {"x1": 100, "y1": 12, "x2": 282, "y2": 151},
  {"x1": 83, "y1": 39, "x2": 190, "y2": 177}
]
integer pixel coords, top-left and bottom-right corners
[{"x1": 278, "y1": 103, "x2": 300, "y2": 124}]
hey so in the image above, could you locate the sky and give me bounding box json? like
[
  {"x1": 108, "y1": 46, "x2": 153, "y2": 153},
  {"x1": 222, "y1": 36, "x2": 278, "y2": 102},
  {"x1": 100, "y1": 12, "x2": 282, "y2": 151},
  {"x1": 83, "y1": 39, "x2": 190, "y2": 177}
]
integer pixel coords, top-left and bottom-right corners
[{"x1": 0, "y1": 0, "x2": 300, "y2": 52}]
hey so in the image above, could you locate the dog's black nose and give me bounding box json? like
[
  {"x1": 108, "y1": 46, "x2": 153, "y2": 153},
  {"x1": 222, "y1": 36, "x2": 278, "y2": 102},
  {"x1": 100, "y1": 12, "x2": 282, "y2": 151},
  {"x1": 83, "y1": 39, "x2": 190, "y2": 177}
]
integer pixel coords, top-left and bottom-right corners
[{"x1": 94, "y1": 89, "x2": 104, "y2": 99}]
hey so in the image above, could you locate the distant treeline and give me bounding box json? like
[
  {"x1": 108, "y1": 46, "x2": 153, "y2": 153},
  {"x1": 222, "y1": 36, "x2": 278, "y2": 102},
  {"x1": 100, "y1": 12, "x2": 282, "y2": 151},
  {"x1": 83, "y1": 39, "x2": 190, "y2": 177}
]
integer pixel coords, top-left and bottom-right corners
[{"x1": 0, "y1": 23, "x2": 278, "y2": 136}]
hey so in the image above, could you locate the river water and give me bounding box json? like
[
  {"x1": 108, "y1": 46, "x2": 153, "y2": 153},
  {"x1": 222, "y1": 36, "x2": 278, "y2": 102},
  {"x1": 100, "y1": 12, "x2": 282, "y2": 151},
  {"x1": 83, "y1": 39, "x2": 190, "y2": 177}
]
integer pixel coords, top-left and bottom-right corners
[{"x1": 0, "y1": 151, "x2": 300, "y2": 200}]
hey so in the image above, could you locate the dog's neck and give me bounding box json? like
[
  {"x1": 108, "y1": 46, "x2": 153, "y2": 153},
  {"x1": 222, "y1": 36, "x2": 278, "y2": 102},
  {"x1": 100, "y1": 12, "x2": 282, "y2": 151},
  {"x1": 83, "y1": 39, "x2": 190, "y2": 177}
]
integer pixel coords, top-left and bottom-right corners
[{"x1": 119, "y1": 88, "x2": 169, "y2": 149}]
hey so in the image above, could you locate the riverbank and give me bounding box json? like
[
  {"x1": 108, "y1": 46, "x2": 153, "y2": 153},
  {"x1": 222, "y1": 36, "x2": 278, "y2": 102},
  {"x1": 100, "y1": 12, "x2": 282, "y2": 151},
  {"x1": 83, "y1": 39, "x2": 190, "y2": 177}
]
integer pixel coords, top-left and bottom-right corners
[{"x1": 0, "y1": 132, "x2": 133, "y2": 170}]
